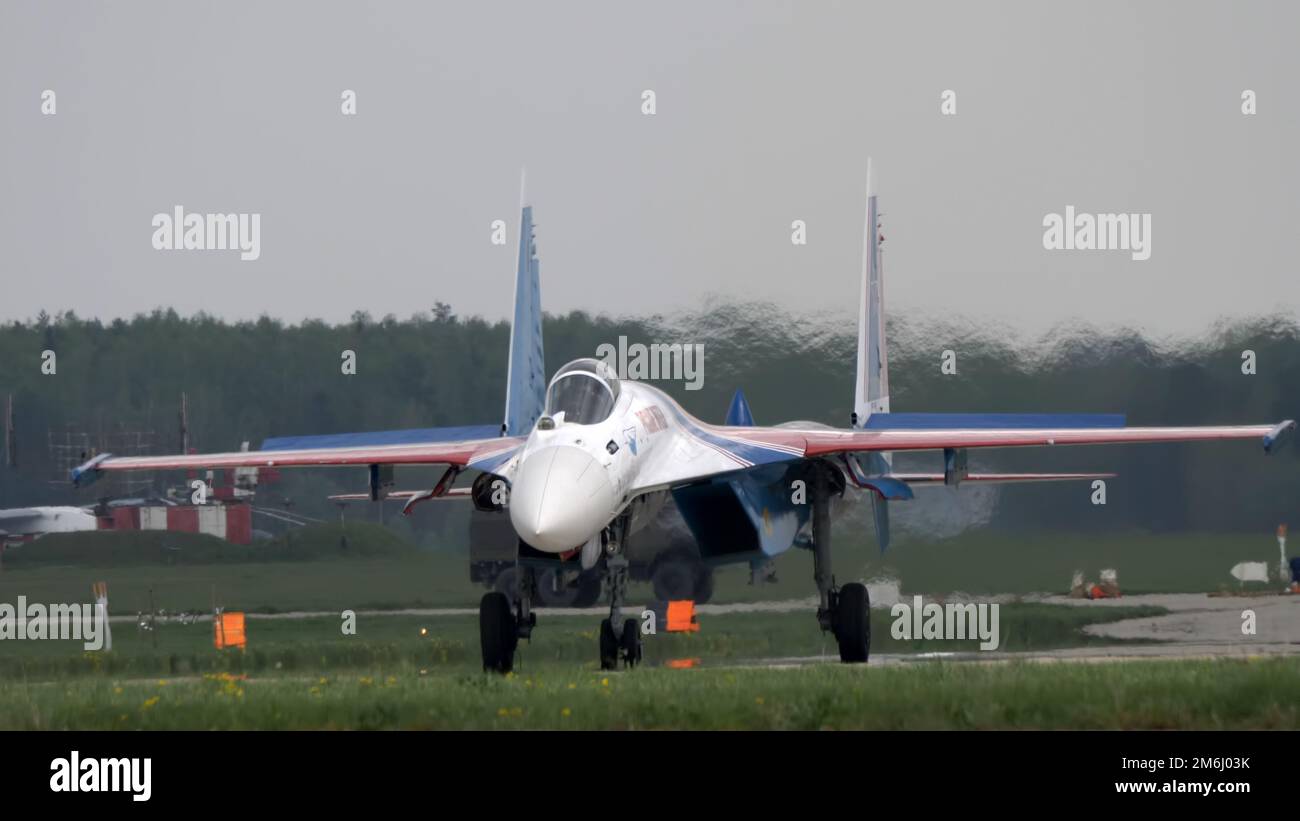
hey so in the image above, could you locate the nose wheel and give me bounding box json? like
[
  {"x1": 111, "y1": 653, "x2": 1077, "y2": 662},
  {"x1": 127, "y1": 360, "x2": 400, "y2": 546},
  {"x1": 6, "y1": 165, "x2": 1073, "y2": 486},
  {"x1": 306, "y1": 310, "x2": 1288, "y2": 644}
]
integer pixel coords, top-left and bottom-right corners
[{"x1": 599, "y1": 616, "x2": 642, "y2": 670}]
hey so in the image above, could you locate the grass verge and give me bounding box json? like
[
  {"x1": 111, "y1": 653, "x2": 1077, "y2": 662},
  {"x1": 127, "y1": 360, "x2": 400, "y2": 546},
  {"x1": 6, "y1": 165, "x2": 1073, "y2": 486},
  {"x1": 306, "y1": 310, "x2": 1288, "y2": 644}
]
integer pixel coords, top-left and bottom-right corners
[{"x1": 5, "y1": 657, "x2": 1296, "y2": 730}]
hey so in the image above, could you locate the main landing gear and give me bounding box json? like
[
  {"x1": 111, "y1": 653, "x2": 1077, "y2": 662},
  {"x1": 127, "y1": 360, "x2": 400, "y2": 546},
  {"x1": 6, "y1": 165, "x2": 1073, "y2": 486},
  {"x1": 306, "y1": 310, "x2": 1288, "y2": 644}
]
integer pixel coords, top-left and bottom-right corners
[
  {"x1": 809, "y1": 461, "x2": 871, "y2": 663},
  {"x1": 479, "y1": 591, "x2": 516, "y2": 673},
  {"x1": 480, "y1": 563, "x2": 537, "y2": 673}
]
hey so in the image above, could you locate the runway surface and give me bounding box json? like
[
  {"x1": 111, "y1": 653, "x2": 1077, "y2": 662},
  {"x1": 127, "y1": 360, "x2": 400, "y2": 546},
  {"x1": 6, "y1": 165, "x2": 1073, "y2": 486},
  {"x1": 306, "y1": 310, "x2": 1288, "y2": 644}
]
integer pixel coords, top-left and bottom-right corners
[
  {"x1": 103, "y1": 588, "x2": 1299, "y2": 666},
  {"x1": 732, "y1": 641, "x2": 1300, "y2": 669},
  {"x1": 727, "y1": 589, "x2": 1300, "y2": 667}
]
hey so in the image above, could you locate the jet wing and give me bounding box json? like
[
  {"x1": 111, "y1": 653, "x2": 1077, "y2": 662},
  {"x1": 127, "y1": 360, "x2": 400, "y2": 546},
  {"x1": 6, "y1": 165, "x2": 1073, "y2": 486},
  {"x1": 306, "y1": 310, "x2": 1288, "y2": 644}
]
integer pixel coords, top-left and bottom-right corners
[
  {"x1": 327, "y1": 488, "x2": 472, "y2": 501},
  {"x1": 729, "y1": 421, "x2": 1295, "y2": 457},
  {"x1": 70, "y1": 435, "x2": 524, "y2": 488},
  {"x1": 632, "y1": 418, "x2": 1294, "y2": 493},
  {"x1": 893, "y1": 472, "x2": 1115, "y2": 485},
  {"x1": 0, "y1": 508, "x2": 46, "y2": 534},
  {"x1": 0, "y1": 508, "x2": 44, "y2": 522}
]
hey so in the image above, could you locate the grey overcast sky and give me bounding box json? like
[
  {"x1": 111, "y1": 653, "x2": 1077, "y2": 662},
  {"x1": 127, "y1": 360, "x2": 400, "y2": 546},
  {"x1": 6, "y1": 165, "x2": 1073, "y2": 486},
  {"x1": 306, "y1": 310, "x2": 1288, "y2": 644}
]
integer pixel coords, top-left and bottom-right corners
[{"x1": 1, "y1": 0, "x2": 1296, "y2": 336}]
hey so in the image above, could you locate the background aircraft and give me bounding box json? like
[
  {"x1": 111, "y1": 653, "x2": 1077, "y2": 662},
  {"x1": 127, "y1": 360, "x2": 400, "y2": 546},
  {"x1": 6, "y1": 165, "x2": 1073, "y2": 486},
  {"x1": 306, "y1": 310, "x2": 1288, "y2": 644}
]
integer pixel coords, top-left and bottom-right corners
[
  {"x1": 71, "y1": 168, "x2": 1294, "y2": 672},
  {"x1": 0, "y1": 505, "x2": 98, "y2": 547}
]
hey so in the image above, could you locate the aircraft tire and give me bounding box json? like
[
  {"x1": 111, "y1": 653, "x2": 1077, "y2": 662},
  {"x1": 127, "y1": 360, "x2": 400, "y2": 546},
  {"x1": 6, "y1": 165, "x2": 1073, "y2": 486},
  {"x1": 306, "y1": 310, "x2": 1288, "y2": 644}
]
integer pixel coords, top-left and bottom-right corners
[
  {"x1": 621, "y1": 617, "x2": 642, "y2": 668},
  {"x1": 479, "y1": 592, "x2": 517, "y2": 674},
  {"x1": 492, "y1": 567, "x2": 518, "y2": 600},
  {"x1": 571, "y1": 571, "x2": 604, "y2": 608},
  {"x1": 534, "y1": 568, "x2": 604, "y2": 608},
  {"x1": 599, "y1": 618, "x2": 619, "y2": 670},
  {"x1": 693, "y1": 566, "x2": 715, "y2": 604},
  {"x1": 835, "y1": 582, "x2": 871, "y2": 664},
  {"x1": 651, "y1": 559, "x2": 697, "y2": 601},
  {"x1": 533, "y1": 568, "x2": 576, "y2": 607}
]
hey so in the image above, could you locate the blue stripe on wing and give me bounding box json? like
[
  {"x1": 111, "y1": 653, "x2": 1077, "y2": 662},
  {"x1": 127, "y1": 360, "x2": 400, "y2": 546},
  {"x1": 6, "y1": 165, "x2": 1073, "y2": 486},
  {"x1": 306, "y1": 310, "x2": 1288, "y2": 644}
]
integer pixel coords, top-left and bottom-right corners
[
  {"x1": 469, "y1": 445, "x2": 522, "y2": 473},
  {"x1": 654, "y1": 398, "x2": 798, "y2": 467},
  {"x1": 260, "y1": 425, "x2": 502, "y2": 452}
]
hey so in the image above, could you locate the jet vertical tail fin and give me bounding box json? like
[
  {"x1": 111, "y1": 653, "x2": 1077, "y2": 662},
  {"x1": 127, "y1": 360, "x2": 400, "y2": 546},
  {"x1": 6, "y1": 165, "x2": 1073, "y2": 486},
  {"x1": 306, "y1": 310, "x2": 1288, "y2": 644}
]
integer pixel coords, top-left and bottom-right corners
[
  {"x1": 502, "y1": 170, "x2": 546, "y2": 436},
  {"x1": 851, "y1": 159, "x2": 892, "y2": 551},
  {"x1": 725, "y1": 389, "x2": 755, "y2": 426},
  {"x1": 853, "y1": 158, "x2": 888, "y2": 430}
]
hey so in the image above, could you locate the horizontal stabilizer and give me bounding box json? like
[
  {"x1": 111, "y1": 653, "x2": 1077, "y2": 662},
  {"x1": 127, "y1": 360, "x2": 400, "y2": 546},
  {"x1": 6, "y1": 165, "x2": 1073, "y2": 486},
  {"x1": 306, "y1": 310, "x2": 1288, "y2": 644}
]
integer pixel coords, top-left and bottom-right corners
[
  {"x1": 859, "y1": 476, "x2": 914, "y2": 500},
  {"x1": 1264, "y1": 420, "x2": 1296, "y2": 454}
]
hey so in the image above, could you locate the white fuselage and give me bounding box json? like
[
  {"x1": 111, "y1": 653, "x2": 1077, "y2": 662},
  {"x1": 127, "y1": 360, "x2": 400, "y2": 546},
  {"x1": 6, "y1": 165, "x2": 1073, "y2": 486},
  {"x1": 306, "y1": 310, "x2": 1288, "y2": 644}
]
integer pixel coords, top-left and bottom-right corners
[{"x1": 504, "y1": 380, "x2": 705, "y2": 553}]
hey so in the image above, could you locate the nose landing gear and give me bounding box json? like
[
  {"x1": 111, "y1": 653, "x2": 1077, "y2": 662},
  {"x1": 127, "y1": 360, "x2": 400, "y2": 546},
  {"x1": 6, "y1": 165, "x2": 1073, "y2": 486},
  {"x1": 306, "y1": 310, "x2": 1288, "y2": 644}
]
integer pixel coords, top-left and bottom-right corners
[
  {"x1": 599, "y1": 517, "x2": 641, "y2": 670},
  {"x1": 479, "y1": 521, "x2": 644, "y2": 675}
]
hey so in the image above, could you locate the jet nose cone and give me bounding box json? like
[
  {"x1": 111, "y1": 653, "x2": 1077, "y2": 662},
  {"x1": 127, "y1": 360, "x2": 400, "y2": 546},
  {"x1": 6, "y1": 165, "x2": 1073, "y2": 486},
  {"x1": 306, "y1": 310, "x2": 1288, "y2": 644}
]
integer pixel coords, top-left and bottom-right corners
[{"x1": 510, "y1": 446, "x2": 616, "y2": 553}]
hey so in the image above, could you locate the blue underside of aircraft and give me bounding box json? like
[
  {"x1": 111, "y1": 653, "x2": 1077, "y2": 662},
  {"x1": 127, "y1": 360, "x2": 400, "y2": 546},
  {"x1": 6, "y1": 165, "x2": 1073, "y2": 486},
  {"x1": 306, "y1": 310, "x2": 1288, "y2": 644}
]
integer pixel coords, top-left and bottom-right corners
[
  {"x1": 673, "y1": 462, "x2": 812, "y2": 568},
  {"x1": 674, "y1": 407, "x2": 1127, "y2": 566}
]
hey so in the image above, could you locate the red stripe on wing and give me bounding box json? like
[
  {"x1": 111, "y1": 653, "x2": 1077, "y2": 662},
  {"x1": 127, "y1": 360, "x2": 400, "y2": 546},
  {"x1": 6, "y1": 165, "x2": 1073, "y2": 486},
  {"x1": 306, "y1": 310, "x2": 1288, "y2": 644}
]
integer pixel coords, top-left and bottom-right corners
[
  {"x1": 803, "y1": 426, "x2": 1277, "y2": 456},
  {"x1": 94, "y1": 438, "x2": 523, "y2": 472}
]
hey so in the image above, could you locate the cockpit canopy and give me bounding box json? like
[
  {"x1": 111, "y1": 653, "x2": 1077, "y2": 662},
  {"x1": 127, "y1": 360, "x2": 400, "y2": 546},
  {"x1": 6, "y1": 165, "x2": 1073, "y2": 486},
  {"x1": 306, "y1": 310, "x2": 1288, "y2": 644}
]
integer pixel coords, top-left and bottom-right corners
[{"x1": 544, "y1": 358, "x2": 621, "y2": 426}]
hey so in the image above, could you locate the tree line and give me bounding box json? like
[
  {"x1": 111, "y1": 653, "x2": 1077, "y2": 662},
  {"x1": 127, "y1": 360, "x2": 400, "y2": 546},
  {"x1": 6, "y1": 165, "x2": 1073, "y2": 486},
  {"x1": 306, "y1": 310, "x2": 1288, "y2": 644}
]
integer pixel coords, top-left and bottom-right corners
[{"x1": 1, "y1": 304, "x2": 1296, "y2": 536}]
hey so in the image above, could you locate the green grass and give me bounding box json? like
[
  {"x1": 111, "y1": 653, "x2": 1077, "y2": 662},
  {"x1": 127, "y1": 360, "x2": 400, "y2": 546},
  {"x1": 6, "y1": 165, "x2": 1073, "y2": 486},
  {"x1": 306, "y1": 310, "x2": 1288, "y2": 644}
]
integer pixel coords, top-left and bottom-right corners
[
  {"x1": 0, "y1": 605, "x2": 1164, "y2": 682},
  {"x1": 2, "y1": 527, "x2": 1285, "y2": 729},
  {"x1": 0, "y1": 522, "x2": 417, "y2": 567},
  {"x1": 6, "y1": 657, "x2": 1298, "y2": 730},
  {"x1": 0, "y1": 554, "x2": 479, "y2": 614},
  {"x1": 874, "y1": 529, "x2": 1288, "y2": 595}
]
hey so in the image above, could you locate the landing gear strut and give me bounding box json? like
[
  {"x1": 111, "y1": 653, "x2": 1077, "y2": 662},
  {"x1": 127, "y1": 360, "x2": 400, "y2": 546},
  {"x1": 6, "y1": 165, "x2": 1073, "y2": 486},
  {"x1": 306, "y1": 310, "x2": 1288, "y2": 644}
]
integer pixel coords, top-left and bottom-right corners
[
  {"x1": 810, "y1": 461, "x2": 871, "y2": 663},
  {"x1": 599, "y1": 517, "x2": 641, "y2": 670}
]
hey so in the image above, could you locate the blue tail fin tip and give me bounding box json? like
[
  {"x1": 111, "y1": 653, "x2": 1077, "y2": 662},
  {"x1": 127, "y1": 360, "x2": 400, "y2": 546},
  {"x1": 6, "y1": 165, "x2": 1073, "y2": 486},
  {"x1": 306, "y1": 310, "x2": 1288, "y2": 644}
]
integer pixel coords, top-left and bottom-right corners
[{"x1": 725, "y1": 389, "x2": 754, "y2": 426}]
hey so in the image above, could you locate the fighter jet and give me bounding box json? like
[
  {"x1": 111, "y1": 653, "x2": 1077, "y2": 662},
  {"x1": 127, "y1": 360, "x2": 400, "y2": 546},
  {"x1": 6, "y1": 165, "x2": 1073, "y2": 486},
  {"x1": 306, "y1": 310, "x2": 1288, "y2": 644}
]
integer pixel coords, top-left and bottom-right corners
[{"x1": 71, "y1": 167, "x2": 1295, "y2": 672}]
